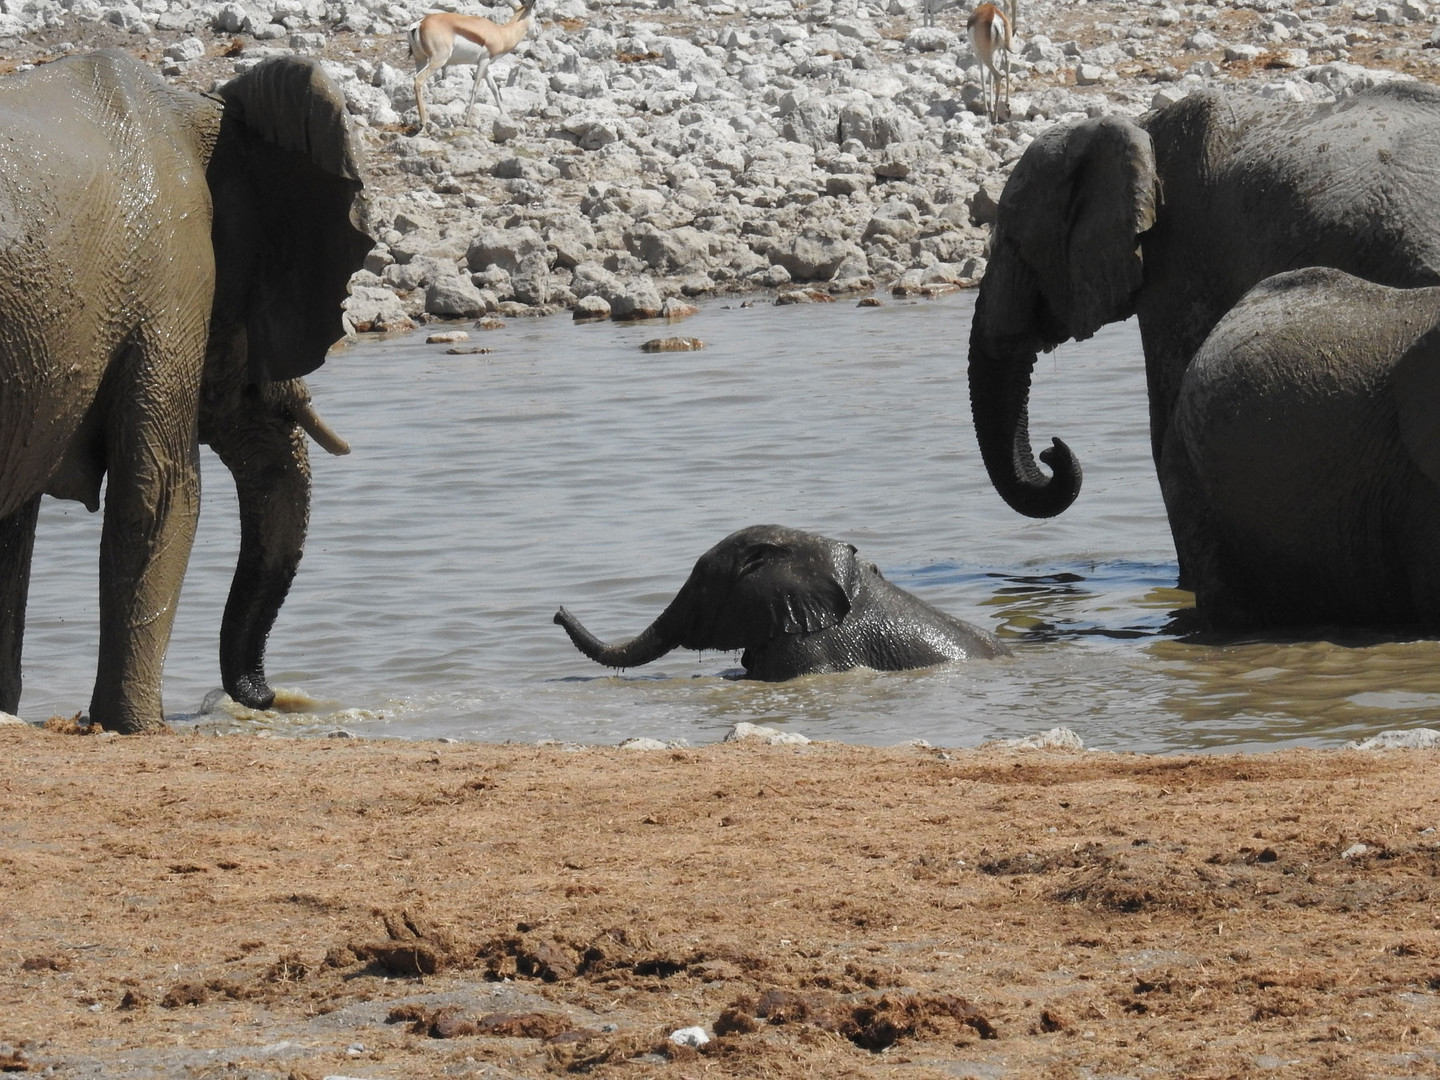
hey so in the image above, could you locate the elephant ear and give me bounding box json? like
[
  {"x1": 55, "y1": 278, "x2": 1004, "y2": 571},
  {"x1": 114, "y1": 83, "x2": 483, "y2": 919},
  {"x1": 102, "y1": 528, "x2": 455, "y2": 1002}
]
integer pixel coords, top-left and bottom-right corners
[
  {"x1": 680, "y1": 530, "x2": 861, "y2": 652},
  {"x1": 1394, "y1": 324, "x2": 1440, "y2": 493},
  {"x1": 993, "y1": 115, "x2": 1158, "y2": 345},
  {"x1": 213, "y1": 57, "x2": 373, "y2": 383}
]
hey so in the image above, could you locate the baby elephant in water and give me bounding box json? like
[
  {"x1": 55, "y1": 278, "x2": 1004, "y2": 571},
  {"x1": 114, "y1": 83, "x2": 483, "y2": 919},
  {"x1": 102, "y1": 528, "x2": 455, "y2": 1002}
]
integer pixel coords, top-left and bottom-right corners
[{"x1": 553, "y1": 524, "x2": 1009, "y2": 679}]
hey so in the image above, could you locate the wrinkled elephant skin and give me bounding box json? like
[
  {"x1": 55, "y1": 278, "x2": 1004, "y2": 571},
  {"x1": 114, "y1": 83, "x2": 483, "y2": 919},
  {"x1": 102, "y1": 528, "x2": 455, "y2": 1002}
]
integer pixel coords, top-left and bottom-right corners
[
  {"x1": 0, "y1": 51, "x2": 372, "y2": 732},
  {"x1": 967, "y1": 82, "x2": 1440, "y2": 610},
  {"x1": 1168, "y1": 267, "x2": 1440, "y2": 627}
]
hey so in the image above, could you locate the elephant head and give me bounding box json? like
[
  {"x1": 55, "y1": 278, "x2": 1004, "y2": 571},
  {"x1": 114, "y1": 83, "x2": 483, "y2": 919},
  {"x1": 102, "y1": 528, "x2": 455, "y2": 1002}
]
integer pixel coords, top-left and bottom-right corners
[
  {"x1": 968, "y1": 115, "x2": 1158, "y2": 518},
  {"x1": 554, "y1": 525, "x2": 862, "y2": 669},
  {"x1": 201, "y1": 57, "x2": 372, "y2": 710}
]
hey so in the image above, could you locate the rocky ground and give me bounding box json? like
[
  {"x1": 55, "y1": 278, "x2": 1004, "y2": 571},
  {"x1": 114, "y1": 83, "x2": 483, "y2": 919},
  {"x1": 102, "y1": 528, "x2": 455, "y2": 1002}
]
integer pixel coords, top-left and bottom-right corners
[
  {"x1": 2, "y1": 723, "x2": 1438, "y2": 1078},
  {"x1": 7, "y1": 0, "x2": 1440, "y2": 330}
]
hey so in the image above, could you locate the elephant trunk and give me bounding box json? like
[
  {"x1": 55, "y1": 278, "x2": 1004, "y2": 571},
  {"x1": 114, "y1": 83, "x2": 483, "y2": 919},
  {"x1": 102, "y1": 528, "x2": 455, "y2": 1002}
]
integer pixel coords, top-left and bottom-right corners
[
  {"x1": 967, "y1": 289, "x2": 1082, "y2": 518},
  {"x1": 202, "y1": 375, "x2": 317, "y2": 711},
  {"x1": 217, "y1": 429, "x2": 310, "y2": 710},
  {"x1": 553, "y1": 605, "x2": 680, "y2": 670}
]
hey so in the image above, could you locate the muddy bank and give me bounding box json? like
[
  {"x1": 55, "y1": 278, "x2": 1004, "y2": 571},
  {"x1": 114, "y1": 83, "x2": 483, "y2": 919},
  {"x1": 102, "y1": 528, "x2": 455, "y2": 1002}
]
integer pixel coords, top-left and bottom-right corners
[{"x1": 3, "y1": 725, "x2": 1436, "y2": 1077}]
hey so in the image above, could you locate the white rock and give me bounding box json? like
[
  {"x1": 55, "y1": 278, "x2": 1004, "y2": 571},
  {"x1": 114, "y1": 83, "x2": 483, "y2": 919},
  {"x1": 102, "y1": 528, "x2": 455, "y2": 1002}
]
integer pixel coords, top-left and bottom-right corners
[
  {"x1": 904, "y1": 27, "x2": 956, "y2": 51},
  {"x1": 467, "y1": 225, "x2": 548, "y2": 275},
  {"x1": 343, "y1": 286, "x2": 415, "y2": 334},
  {"x1": 1345, "y1": 728, "x2": 1440, "y2": 750},
  {"x1": 1258, "y1": 78, "x2": 1322, "y2": 101},
  {"x1": 1151, "y1": 85, "x2": 1190, "y2": 110},
  {"x1": 724, "y1": 722, "x2": 810, "y2": 745},
  {"x1": 1340, "y1": 843, "x2": 1369, "y2": 859},
  {"x1": 984, "y1": 727, "x2": 1085, "y2": 751},
  {"x1": 211, "y1": 1, "x2": 249, "y2": 32},
  {"x1": 619, "y1": 737, "x2": 670, "y2": 750},
  {"x1": 1269, "y1": 48, "x2": 1311, "y2": 69},
  {"x1": 573, "y1": 293, "x2": 612, "y2": 320},
  {"x1": 164, "y1": 36, "x2": 206, "y2": 61},
  {"x1": 608, "y1": 275, "x2": 664, "y2": 319},
  {"x1": 669, "y1": 1026, "x2": 710, "y2": 1047}
]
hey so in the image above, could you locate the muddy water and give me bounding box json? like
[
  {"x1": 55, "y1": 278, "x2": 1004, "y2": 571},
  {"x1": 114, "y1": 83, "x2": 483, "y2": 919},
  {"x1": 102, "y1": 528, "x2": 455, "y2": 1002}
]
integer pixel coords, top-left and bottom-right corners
[{"x1": 18, "y1": 290, "x2": 1440, "y2": 751}]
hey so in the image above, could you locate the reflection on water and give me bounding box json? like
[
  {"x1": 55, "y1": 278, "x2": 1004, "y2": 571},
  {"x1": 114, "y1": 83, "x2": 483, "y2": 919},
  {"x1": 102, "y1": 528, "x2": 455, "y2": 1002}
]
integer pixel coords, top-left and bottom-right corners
[
  {"x1": 982, "y1": 563, "x2": 1186, "y2": 641},
  {"x1": 1149, "y1": 637, "x2": 1440, "y2": 751},
  {"x1": 16, "y1": 289, "x2": 1440, "y2": 752}
]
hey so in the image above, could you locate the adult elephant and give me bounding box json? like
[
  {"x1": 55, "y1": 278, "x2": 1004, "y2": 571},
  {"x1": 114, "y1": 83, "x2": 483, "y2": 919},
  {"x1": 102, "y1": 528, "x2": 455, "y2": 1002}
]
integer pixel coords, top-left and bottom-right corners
[
  {"x1": 554, "y1": 524, "x2": 1009, "y2": 679},
  {"x1": 1168, "y1": 267, "x2": 1440, "y2": 627},
  {"x1": 967, "y1": 82, "x2": 1440, "y2": 572},
  {"x1": 0, "y1": 51, "x2": 372, "y2": 733}
]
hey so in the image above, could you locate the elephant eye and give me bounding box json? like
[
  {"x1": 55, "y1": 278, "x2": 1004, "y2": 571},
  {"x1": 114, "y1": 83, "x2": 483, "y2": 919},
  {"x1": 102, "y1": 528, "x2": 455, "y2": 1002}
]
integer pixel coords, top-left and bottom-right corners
[{"x1": 739, "y1": 543, "x2": 785, "y2": 576}]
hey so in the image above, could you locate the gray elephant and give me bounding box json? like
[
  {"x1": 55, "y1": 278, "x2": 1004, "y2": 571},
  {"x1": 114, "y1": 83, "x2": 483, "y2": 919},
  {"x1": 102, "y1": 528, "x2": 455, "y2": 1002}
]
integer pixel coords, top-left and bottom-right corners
[
  {"x1": 0, "y1": 51, "x2": 372, "y2": 733},
  {"x1": 967, "y1": 82, "x2": 1440, "y2": 582},
  {"x1": 1166, "y1": 267, "x2": 1440, "y2": 627},
  {"x1": 554, "y1": 524, "x2": 1009, "y2": 679}
]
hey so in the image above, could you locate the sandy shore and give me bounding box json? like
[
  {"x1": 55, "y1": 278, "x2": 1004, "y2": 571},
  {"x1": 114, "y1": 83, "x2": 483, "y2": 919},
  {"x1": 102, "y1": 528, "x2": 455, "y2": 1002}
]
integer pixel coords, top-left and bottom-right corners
[{"x1": 3, "y1": 724, "x2": 1437, "y2": 1077}]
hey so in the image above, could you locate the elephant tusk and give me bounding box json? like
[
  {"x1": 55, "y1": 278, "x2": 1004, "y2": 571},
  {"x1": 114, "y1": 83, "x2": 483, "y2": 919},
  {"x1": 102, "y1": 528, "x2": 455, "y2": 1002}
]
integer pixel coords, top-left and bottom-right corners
[{"x1": 292, "y1": 400, "x2": 351, "y2": 456}]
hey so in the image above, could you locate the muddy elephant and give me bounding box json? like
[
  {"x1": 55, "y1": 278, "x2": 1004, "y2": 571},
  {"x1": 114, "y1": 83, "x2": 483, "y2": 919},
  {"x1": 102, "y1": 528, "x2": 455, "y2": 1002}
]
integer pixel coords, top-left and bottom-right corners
[
  {"x1": 554, "y1": 524, "x2": 1009, "y2": 679},
  {"x1": 1166, "y1": 267, "x2": 1440, "y2": 627},
  {"x1": 967, "y1": 81, "x2": 1440, "y2": 585},
  {"x1": 0, "y1": 51, "x2": 372, "y2": 732}
]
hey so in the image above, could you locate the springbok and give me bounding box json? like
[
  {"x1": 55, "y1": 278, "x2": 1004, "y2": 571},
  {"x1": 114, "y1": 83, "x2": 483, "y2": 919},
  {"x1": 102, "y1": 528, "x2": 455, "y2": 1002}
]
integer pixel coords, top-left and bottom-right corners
[
  {"x1": 409, "y1": 0, "x2": 536, "y2": 131},
  {"x1": 966, "y1": 1, "x2": 1012, "y2": 123}
]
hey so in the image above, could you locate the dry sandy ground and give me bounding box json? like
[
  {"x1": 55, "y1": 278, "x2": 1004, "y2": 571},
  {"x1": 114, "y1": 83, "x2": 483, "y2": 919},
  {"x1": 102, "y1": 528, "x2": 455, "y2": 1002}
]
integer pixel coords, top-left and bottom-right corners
[{"x1": 1, "y1": 724, "x2": 1438, "y2": 1078}]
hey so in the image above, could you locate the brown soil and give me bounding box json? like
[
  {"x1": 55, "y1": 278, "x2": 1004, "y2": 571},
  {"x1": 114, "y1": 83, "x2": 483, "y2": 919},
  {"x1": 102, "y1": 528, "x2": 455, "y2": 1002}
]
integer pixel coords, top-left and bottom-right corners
[{"x1": 2, "y1": 726, "x2": 1438, "y2": 1078}]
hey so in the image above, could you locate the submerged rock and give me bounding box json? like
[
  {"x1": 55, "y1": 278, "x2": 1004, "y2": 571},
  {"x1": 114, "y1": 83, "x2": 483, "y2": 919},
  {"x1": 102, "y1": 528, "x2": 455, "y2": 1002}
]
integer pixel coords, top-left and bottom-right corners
[{"x1": 640, "y1": 336, "x2": 705, "y2": 352}]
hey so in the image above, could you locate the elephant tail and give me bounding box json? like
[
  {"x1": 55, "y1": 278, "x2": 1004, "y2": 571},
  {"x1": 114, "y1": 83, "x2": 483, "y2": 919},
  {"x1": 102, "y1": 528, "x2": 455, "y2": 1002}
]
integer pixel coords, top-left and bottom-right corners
[{"x1": 554, "y1": 606, "x2": 677, "y2": 670}]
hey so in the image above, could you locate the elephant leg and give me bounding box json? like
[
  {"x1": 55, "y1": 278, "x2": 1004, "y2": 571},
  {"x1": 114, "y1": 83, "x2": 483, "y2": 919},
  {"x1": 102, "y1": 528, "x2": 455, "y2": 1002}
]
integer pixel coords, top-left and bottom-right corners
[
  {"x1": 91, "y1": 344, "x2": 203, "y2": 734},
  {"x1": 0, "y1": 495, "x2": 41, "y2": 716},
  {"x1": 1159, "y1": 426, "x2": 1252, "y2": 625}
]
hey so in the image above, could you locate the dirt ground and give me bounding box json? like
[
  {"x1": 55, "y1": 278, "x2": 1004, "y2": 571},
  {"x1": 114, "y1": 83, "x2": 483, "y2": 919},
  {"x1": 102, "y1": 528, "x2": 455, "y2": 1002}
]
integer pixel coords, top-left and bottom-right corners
[{"x1": 1, "y1": 725, "x2": 1437, "y2": 1078}]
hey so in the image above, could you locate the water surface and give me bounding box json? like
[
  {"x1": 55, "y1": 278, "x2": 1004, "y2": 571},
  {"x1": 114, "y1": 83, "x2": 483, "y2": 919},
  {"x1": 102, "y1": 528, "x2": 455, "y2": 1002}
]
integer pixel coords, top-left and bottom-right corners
[{"x1": 19, "y1": 290, "x2": 1440, "y2": 751}]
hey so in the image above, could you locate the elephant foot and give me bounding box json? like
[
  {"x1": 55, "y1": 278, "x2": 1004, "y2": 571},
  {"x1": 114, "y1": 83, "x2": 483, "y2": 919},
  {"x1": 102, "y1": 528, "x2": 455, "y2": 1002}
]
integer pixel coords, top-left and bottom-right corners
[{"x1": 92, "y1": 714, "x2": 174, "y2": 735}]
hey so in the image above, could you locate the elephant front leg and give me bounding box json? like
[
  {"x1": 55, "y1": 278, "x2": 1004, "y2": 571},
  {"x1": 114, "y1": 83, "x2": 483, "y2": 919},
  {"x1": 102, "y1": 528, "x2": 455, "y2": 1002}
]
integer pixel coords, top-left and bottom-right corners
[
  {"x1": 0, "y1": 495, "x2": 41, "y2": 716},
  {"x1": 91, "y1": 405, "x2": 202, "y2": 734}
]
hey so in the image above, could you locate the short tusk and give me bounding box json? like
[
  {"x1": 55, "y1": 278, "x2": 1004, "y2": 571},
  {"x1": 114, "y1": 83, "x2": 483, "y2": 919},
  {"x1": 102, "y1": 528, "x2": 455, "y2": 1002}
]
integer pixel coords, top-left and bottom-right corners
[{"x1": 292, "y1": 400, "x2": 351, "y2": 456}]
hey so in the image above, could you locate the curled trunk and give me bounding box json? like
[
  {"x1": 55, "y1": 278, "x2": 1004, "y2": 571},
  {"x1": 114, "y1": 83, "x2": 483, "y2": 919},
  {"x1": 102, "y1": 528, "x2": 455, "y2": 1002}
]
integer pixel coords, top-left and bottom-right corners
[
  {"x1": 553, "y1": 605, "x2": 679, "y2": 670},
  {"x1": 967, "y1": 289, "x2": 1082, "y2": 518}
]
